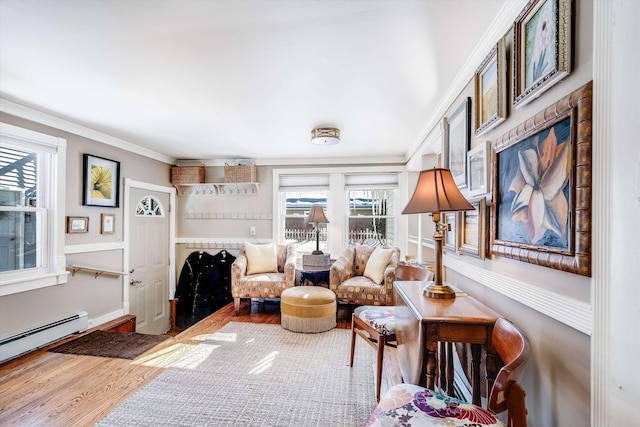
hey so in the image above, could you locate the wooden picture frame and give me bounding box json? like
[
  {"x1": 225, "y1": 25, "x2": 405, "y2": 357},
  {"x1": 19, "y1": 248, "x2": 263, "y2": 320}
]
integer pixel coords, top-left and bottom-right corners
[
  {"x1": 83, "y1": 154, "x2": 120, "y2": 207},
  {"x1": 442, "y1": 212, "x2": 458, "y2": 253},
  {"x1": 491, "y1": 81, "x2": 592, "y2": 277},
  {"x1": 446, "y1": 97, "x2": 471, "y2": 188},
  {"x1": 513, "y1": 0, "x2": 573, "y2": 108},
  {"x1": 467, "y1": 141, "x2": 491, "y2": 197},
  {"x1": 459, "y1": 197, "x2": 487, "y2": 259},
  {"x1": 475, "y1": 39, "x2": 507, "y2": 136},
  {"x1": 66, "y1": 216, "x2": 89, "y2": 233},
  {"x1": 101, "y1": 213, "x2": 115, "y2": 234}
]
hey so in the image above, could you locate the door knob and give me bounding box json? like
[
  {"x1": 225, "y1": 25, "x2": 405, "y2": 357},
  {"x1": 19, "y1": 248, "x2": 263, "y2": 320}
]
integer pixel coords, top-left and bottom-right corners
[
  {"x1": 129, "y1": 268, "x2": 135, "y2": 273},
  {"x1": 129, "y1": 279, "x2": 142, "y2": 285}
]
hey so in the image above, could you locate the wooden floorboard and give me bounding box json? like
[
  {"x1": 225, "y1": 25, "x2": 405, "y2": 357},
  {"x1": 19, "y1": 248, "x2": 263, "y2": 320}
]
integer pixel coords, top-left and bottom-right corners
[{"x1": 0, "y1": 300, "x2": 354, "y2": 427}]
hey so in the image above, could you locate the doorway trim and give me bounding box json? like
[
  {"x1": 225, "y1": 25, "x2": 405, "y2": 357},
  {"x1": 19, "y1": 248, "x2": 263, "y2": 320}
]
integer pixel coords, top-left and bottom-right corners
[{"x1": 123, "y1": 178, "x2": 176, "y2": 314}]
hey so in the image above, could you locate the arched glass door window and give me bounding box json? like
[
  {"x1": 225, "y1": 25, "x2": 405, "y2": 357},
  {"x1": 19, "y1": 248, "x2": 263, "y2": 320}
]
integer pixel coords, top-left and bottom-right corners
[{"x1": 135, "y1": 195, "x2": 165, "y2": 217}]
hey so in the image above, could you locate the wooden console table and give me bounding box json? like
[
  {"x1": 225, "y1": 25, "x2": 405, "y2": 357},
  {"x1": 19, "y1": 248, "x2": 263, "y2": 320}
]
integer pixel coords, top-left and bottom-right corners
[{"x1": 393, "y1": 280, "x2": 501, "y2": 406}]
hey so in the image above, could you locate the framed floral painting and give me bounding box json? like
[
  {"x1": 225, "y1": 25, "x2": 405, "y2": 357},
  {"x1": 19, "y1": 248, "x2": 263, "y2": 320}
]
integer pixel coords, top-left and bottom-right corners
[
  {"x1": 83, "y1": 154, "x2": 120, "y2": 207},
  {"x1": 491, "y1": 81, "x2": 592, "y2": 277}
]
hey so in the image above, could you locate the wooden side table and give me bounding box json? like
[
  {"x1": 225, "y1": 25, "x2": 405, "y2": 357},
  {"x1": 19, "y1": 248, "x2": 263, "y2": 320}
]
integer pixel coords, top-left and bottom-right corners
[{"x1": 393, "y1": 280, "x2": 502, "y2": 406}]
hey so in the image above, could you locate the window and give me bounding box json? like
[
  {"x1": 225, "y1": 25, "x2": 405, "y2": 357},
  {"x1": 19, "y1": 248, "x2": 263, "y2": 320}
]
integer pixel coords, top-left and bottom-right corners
[
  {"x1": 0, "y1": 123, "x2": 67, "y2": 295},
  {"x1": 277, "y1": 173, "x2": 330, "y2": 255},
  {"x1": 347, "y1": 189, "x2": 396, "y2": 246},
  {"x1": 274, "y1": 168, "x2": 403, "y2": 257},
  {"x1": 282, "y1": 191, "x2": 328, "y2": 254}
]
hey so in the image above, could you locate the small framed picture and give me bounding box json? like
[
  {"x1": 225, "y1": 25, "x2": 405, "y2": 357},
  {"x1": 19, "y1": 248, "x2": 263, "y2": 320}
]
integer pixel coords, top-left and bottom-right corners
[
  {"x1": 474, "y1": 39, "x2": 507, "y2": 136},
  {"x1": 446, "y1": 97, "x2": 471, "y2": 188},
  {"x1": 442, "y1": 212, "x2": 458, "y2": 253},
  {"x1": 67, "y1": 216, "x2": 89, "y2": 233},
  {"x1": 83, "y1": 154, "x2": 120, "y2": 207},
  {"x1": 101, "y1": 213, "x2": 115, "y2": 234},
  {"x1": 459, "y1": 197, "x2": 487, "y2": 259},
  {"x1": 467, "y1": 142, "x2": 491, "y2": 197},
  {"x1": 513, "y1": 0, "x2": 573, "y2": 108}
]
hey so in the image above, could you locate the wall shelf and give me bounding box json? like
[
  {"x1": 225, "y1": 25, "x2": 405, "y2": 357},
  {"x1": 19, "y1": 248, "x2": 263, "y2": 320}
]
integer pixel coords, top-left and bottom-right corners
[
  {"x1": 176, "y1": 182, "x2": 259, "y2": 196},
  {"x1": 67, "y1": 264, "x2": 126, "y2": 278},
  {"x1": 185, "y1": 210, "x2": 272, "y2": 220}
]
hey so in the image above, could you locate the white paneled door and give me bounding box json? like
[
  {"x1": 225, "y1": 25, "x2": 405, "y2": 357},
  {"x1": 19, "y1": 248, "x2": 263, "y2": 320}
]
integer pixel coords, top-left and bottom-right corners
[{"x1": 128, "y1": 188, "x2": 170, "y2": 335}]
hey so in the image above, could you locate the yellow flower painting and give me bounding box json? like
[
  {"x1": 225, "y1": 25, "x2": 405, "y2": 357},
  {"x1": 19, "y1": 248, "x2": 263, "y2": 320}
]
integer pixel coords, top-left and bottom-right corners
[
  {"x1": 90, "y1": 165, "x2": 112, "y2": 199},
  {"x1": 83, "y1": 154, "x2": 119, "y2": 207}
]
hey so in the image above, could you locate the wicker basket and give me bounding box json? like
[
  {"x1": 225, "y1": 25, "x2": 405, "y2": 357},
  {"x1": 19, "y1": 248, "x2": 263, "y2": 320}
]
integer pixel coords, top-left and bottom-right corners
[
  {"x1": 171, "y1": 166, "x2": 205, "y2": 184},
  {"x1": 224, "y1": 164, "x2": 257, "y2": 183}
]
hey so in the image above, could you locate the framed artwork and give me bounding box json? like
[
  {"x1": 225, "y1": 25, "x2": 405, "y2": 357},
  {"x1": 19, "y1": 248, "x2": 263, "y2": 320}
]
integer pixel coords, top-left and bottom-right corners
[
  {"x1": 66, "y1": 216, "x2": 89, "y2": 233},
  {"x1": 513, "y1": 0, "x2": 572, "y2": 108},
  {"x1": 467, "y1": 141, "x2": 491, "y2": 197},
  {"x1": 474, "y1": 39, "x2": 507, "y2": 136},
  {"x1": 83, "y1": 154, "x2": 120, "y2": 207},
  {"x1": 491, "y1": 81, "x2": 592, "y2": 277},
  {"x1": 101, "y1": 213, "x2": 115, "y2": 234},
  {"x1": 446, "y1": 98, "x2": 471, "y2": 188},
  {"x1": 459, "y1": 197, "x2": 487, "y2": 259},
  {"x1": 442, "y1": 212, "x2": 458, "y2": 252}
]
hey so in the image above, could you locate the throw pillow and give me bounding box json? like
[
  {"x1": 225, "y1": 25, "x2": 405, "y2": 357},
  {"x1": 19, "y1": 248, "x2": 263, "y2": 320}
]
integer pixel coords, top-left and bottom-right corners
[
  {"x1": 245, "y1": 242, "x2": 278, "y2": 275},
  {"x1": 363, "y1": 247, "x2": 393, "y2": 284}
]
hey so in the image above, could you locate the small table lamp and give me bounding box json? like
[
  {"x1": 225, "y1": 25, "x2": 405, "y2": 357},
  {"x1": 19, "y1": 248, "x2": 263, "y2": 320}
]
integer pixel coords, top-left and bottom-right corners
[
  {"x1": 306, "y1": 205, "x2": 329, "y2": 255},
  {"x1": 402, "y1": 168, "x2": 474, "y2": 299}
]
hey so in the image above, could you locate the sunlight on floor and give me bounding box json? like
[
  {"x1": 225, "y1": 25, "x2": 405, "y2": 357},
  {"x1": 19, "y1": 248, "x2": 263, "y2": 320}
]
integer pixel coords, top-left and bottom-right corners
[
  {"x1": 208, "y1": 331, "x2": 238, "y2": 342},
  {"x1": 248, "y1": 350, "x2": 279, "y2": 374},
  {"x1": 132, "y1": 343, "x2": 199, "y2": 368}
]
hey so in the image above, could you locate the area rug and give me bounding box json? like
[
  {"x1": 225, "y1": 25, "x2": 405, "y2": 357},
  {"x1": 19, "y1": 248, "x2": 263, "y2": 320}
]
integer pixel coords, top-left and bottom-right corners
[
  {"x1": 95, "y1": 322, "x2": 376, "y2": 427},
  {"x1": 48, "y1": 330, "x2": 169, "y2": 360}
]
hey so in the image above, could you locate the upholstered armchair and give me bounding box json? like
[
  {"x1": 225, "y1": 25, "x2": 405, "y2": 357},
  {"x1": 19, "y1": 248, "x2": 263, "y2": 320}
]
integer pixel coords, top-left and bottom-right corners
[
  {"x1": 231, "y1": 243, "x2": 297, "y2": 315},
  {"x1": 330, "y1": 245, "x2": 400, "y2": 306}
]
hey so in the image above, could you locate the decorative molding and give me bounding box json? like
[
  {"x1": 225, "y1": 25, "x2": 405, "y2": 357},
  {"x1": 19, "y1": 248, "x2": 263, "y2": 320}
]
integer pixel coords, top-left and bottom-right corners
[
  {"x1": 0, "y1": 98, "x2": 174, "y2": 164},
  {"x1": 186, "y1": 211, "x2": 272, "y2": 220},
  {"x1": 65, "y1": 242, "x2": 125, "y2": 254},
  {"x1": 176, "y1": 237, "x2": 259, "y2": 250},
  {"x1": 444, "y1": 256, "x2": 592, "y2": 335},
  {"x1": 592, "y1": 0, "x2": 613, "y2": 424}
]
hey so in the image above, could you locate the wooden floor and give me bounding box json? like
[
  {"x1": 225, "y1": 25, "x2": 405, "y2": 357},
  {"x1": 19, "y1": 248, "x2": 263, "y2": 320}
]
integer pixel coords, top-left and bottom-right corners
[{"x1": 0, "y1": 300, "x2": 353, "y2": 427}]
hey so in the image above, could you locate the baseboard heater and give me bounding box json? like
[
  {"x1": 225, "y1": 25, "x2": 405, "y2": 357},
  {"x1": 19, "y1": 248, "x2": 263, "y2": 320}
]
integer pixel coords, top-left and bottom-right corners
[{"x1": 0, "y1": 311, "x2": 88, "y2": 363}]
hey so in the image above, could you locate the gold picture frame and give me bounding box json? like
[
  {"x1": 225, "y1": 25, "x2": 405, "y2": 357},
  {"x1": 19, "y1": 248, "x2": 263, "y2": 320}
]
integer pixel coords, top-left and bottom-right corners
[
  {"x1": 474, "y1": 39, "x2": 507, "y2": 136},
  {"x1": 459, "y1": 197, "x2": 487, "y2": 259},
  {"x1": 513, "y1": 0, "x2": 573, "y2": 108},
  {"x1": 491, "y1": 81, "x2": 592, "y2": 277},
  {"x1": 442, "y1": 211, "x2": 458, "y2": 253},
  {"x1": 101, "y1": 213, "x2": 115, "y2": 234},
  {"x1": 66, "y1": 216, "x2": 89, "y2": 233}
]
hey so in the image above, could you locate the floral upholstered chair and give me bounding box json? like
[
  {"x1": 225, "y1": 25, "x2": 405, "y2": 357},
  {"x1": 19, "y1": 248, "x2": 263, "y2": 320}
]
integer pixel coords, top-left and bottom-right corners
[
  {"x1": 231, "y1": 242, "x2": 296, "y2": 315},
  {"x1": 365, "y1": 318, "x2": 531, "y2": 427},
  {"x1": 330, "y1": 245, "x2": 400, "y2": 306},
  {"x1": 350, "y1": 264, "x2": 434, "y2": 401}
]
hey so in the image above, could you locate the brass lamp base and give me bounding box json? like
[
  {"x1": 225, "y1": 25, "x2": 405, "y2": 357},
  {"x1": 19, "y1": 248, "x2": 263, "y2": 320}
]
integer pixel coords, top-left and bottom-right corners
[{"x1": 423, "y1": 282, "x2": 456, "y2": 299}]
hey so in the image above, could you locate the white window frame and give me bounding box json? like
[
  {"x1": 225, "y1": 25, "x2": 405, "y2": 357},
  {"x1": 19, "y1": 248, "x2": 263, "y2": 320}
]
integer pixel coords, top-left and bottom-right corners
[
  {"x1": 0, "y1": 123, "x2": 67, "y2": 296},
  {"x1": 273, "y1": 166, "x2": 409, "y2": 257}
]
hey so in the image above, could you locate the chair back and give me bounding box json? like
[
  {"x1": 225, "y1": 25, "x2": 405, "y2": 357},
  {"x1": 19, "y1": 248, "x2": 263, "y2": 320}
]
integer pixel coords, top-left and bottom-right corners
[
  {"x1": 488, "y1": 318, "x2": 531, "y2": 427},
  {"x1": 395, "y1": 264, "x2": 434, "y2": 282}
]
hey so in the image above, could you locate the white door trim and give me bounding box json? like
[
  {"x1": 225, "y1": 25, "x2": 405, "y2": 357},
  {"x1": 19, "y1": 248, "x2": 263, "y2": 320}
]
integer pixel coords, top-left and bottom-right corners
[{"x1": 123, "y1": 178, "x2": 176, "y2": 314}]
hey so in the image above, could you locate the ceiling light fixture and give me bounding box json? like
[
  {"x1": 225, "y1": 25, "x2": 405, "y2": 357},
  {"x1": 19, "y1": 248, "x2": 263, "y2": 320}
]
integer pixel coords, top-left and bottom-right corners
[{"x1": 311, "y1": 127, "x2": 340, "y2": 145}]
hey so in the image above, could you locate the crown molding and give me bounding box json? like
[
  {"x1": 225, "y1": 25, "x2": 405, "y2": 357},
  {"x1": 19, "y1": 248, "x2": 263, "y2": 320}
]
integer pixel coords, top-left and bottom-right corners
[
  {"x1": 0, "y1": 98, "x2": 175, "y2": 165},
  {"x1": 405, "y1": 0, "x2": 530, "y2": 165}
]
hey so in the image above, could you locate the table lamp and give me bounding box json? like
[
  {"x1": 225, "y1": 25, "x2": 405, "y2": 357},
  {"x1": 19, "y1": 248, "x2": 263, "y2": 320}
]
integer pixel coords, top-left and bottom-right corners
[
  {"x1": 306, "y1": 205, "x2": 329, "y2": 255},
  {"x1": 402, "y1": 168, "x2": 474, "y2": 299}
]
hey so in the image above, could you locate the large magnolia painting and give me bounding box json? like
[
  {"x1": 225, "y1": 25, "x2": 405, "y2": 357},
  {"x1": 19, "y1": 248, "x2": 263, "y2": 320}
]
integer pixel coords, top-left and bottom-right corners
[{"x1": 497, "y1": 117, "x2": 571, "y2": 248}]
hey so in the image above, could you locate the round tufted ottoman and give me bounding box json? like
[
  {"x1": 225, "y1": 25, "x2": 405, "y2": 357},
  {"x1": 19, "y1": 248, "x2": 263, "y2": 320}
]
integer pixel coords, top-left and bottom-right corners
[{"x1": 280, "y1": 286, "x2": 337, "y2": 333}]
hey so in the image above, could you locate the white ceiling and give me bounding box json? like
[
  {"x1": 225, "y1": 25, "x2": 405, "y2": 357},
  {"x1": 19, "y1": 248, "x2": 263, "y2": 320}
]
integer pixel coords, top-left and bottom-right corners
[{"x1": 0, "y1": 0, "x2": 507, "y2": 165}]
